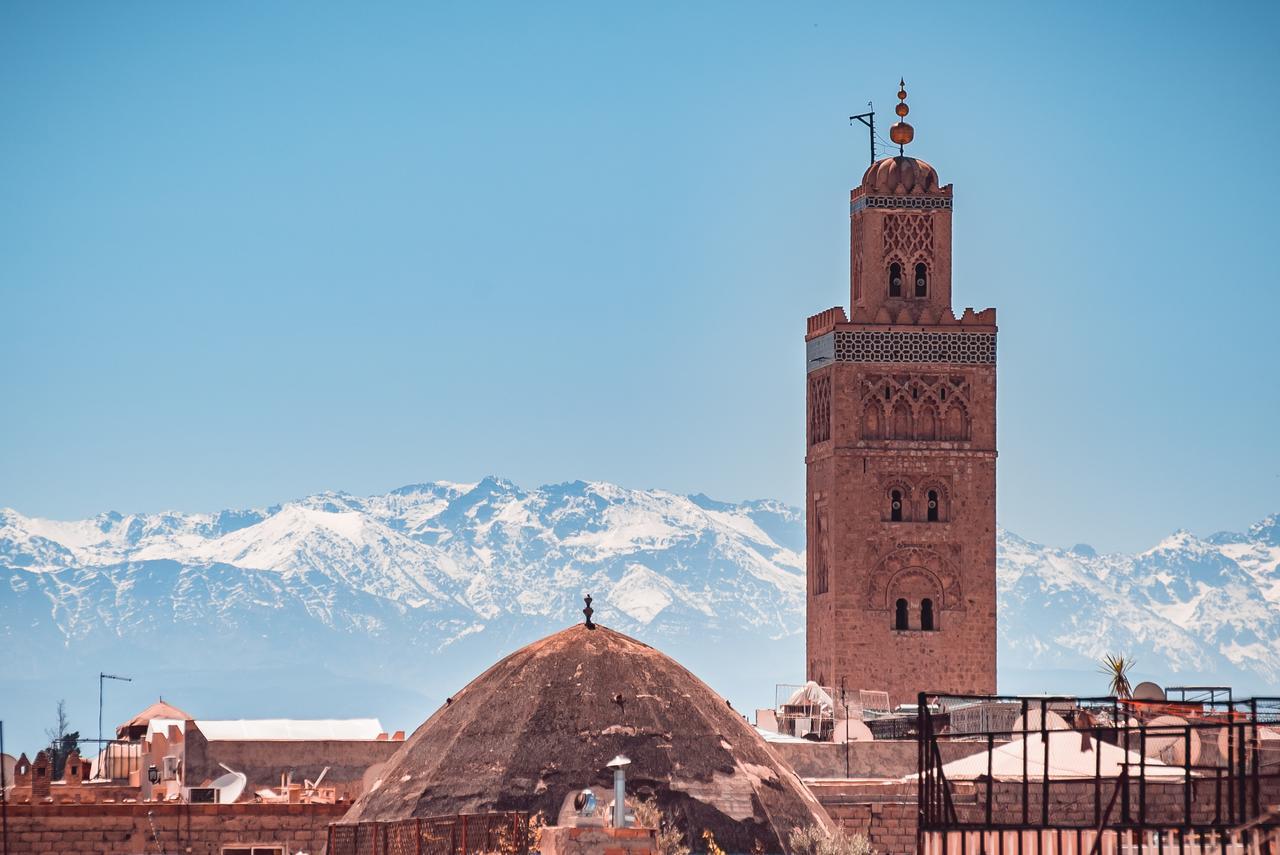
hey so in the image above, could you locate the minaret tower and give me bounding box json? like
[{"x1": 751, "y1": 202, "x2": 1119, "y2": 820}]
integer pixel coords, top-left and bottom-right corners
[{"x1": 804, "y1": 83, "x2": 997, "y2": 705}]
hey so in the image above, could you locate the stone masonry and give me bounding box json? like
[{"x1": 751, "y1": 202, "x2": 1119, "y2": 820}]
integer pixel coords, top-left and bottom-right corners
[
  {"x1": 1, "y1": 802, "x2": 346, "y2": 855},
  {"x1": 805, "y1": 149, "x2": 998, "y2": 707}
]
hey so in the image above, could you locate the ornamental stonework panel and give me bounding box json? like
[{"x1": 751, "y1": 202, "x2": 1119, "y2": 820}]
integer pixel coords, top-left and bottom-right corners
[
  {"x1": 866, "y1": 546, "x2": 964, "y2": 611},
  {"x1": 834, "y1": 330, "x2": 996, "y2": 365}
]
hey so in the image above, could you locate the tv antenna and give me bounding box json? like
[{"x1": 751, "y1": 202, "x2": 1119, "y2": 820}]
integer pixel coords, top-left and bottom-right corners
[
  {"x1": 849, "y1": 102, "x2": 876, "y2": 166},
  {"x1": 98, "y1": 671, "x2": 133, "y2": 763}
]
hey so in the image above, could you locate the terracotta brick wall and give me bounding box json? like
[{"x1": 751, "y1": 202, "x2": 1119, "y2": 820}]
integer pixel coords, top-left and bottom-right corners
[
  {"x1": 539, "y1": 825, "x2": 657, "y2": 855},
  {"x1": 1, "y1": 802, "x2": 346, "y2": 855},
  {"x1": 808, "y1": 776, "x2": 1280, "y2": 855}
]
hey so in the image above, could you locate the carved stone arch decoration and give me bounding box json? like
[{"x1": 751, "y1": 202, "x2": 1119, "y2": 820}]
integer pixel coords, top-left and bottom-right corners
[
  {"x1": 880, "y1": 477, "x2": 913, "y2": 522},
  {"x1": 917, "y1": 478, "x2": 951, "y2": 522},
  {"x1": 862, "y1": 399, "x2": 884, "y2": 440},
  {"x1": 915, "y1": 400, "x2": 940, "y2": 440},
  {"x1": 867, "y1": 546, "x2": 963, "y2": 611},
  {"x1": 882, "y1": 213, "x2": 935, "y2": 267},
  {"x1": 890, "y1": 398, "x2": 913, "y2": 439},
  {"x1": 942, "y1": 399, "x2": 971, "y2": 441}
]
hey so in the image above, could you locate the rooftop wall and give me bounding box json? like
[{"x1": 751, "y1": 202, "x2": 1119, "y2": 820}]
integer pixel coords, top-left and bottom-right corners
[
  {"x1": 0, "y1": 802, "x2": 346, "y2": 855},
  {"x1": 185, "y1": 729, "x2": 402, "y2": 801}
]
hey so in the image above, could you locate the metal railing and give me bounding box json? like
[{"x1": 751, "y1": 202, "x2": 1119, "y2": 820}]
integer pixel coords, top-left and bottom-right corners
[
  {"x1": 917, "y1": 693, "x2": 1280, "y2": 855},
  {"x1": 327, "y1": 812, "x2": 529, "y2": 855}
]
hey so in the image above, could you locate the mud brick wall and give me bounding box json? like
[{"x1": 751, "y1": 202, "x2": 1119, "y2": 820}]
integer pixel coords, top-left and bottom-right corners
[
  {"x1": 2, "y1": 802, "x2": 347, "y2": 855},
  {"x1": 539, "y1": 825, "x2": 657, "y2": 855},
  {"x1": 807, "y1": 780, "x2": 922, "y2": 855}
]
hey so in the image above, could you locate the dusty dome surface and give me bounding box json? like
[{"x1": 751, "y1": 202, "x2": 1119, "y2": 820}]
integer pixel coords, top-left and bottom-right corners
[{"x1": 338, "y1": 623, "x2": 832, "y2": 852}]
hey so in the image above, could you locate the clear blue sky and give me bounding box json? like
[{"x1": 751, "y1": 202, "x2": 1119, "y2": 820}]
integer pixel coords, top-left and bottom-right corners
[{"x1": 2, "y1": 1, "x2": 1277, "y2": 553}]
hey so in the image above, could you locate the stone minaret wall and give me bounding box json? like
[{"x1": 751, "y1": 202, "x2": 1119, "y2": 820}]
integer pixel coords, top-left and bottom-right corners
[{"x1": 804, "y1": 154, "x2": 997, "y2": 707}]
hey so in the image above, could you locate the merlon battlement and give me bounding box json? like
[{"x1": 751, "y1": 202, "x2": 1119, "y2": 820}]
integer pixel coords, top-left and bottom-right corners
[{"x1": 806, "y1": 306, "x2": 997, "y2": 340}]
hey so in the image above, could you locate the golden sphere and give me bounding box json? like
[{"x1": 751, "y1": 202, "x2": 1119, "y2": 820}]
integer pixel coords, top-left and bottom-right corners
[
  {"x1": 890, "y1": 121, "x2": 914, "y2": 145},
  {"x1": 898, "y1": 89, "x2": 907, "y2": 100},
  {"x1": 895, "y1": 102, "x2": 909, "y2": 117}
]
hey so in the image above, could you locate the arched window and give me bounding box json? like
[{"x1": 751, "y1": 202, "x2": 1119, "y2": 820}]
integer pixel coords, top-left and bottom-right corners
[
  {"x1": 890, "y1": 490, "x2": 903, "y2": 522},
  {"x1": 921, "y1": 598, "x2": 935, "y2": 631},
  {"x1": 895, "y1": 598, "x2": 909, "y2": 630},
  {"x1": 927, "y1": 490, "x2": 940, "y2": 522},
  {"x1": 915, "y1": 263, "x2": 928, "y2": 297},
  {"x1": 889, "y1": 262, "x2": 902, "y2": 298}
]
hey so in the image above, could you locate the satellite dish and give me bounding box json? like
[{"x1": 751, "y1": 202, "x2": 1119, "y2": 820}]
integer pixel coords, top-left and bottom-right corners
[
  {"x1": 837, "y1": 719, "x2": 873, "y2": 743},
  {"x1": 1012, "y1": 708, "x2": 1070, "y2": 733},
  {"x1": 1132, "y1": 682, "x2": 1166, "y2": 702},
  {"x1": 1145, "y1": 715, "x2": 1200, "y2": 767},
  {"x1": 1216, "y1": 723, "x2": 1280, "y2": 762},
  {"x1": 574, "y1": 789, "x2": 597, "y2": 816},
  {"x1": 210, "y1": 763, "x2": 247, "y2": 804}
]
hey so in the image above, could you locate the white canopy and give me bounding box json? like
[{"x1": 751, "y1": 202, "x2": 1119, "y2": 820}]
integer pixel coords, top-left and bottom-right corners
[
  {"x1": 784, "y1": 681, "x2": 836, "y2": 716},
  {"x1": 914, "y1": 729, "x2": 1191, "y2": 781},
  {"x1": 193, "y1": 718, "x2": 385, "y2": 741}
]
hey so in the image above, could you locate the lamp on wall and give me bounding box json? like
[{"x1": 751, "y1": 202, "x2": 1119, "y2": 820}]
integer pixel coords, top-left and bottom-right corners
[{"x1": 147, "y1": 765, "x2": 159, "y2": 785}]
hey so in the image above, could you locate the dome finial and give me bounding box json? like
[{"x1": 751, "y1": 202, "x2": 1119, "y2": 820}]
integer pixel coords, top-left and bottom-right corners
[{"x1": 890, "y1": 79, "x2": 914, "y2": 155}]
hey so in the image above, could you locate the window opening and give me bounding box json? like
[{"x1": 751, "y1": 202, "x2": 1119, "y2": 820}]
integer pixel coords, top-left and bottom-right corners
[
  {"x1": 895, "y1": 598, "x2": 909, "y2": 630},
  {"x1": 921, "y1": 598, "x2": 935, "y2": 631},
  {"x1": 927, "y1": 490, "x2": 939, "y2": 522},
  {"x1": 890, "y1": 490, "x2": 903, "y2": 522},
  {"x1": 915, "y1": 263, "x2": 928, "y2": 297},
  {"x1": 889, "y1": 263, "x2": 902, "y2": 298}
]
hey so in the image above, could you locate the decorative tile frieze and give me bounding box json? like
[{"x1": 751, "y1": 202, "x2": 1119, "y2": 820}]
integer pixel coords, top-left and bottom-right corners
[
  {"x1": 851, "y1": 194, "x2": 953, "y2": 214},
  {"x1": 807, "y1": 330, "x2": 996, "y2": 371}
]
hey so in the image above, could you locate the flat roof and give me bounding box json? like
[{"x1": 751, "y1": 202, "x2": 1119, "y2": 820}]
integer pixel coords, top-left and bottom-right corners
[{"x1": 193, "y1": 718, "x2": 385, "y2": 741}]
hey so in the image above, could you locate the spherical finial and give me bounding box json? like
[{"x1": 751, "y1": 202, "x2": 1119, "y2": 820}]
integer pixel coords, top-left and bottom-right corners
[{"x1": 891, "y1": 79, "x2": 914, "y2": 152}]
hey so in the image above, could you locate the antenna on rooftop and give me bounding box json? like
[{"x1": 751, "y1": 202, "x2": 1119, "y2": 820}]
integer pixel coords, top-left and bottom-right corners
[
  {"x1": 849, "y1": 102, "x2": 876, "y2": 166},
  {"x1": 98, "y1": 672, "x2": 132, "y2": 769}
]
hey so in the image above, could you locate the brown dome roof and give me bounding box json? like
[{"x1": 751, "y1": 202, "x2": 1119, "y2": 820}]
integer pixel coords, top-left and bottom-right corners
[
  {"x1": 339, "y1": 624, "x2": 832, "y2": 852},
  {"x1": 861, "y1": 155, "x2": 941, "y2": 195},
  {"x1": 117, "y1": 699, "x2": 192, "y2": 735}
]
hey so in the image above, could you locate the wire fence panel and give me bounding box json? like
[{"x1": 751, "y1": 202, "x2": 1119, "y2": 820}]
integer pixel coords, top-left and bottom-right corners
[
  {"x1": 916, "y1": 692, "x2": 1280, "y2": 845},
  {"x1": 327, "y1": 812, "x2": 529, "y2": 855}
]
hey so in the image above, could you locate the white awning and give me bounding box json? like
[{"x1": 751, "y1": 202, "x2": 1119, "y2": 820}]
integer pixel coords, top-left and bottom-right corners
[
  {"x1": 912, "y1": 729, "x2": 1191, "y2": 781},
  {"x1": 193, "y1": 718, "x2": 385, "y2": 741}
]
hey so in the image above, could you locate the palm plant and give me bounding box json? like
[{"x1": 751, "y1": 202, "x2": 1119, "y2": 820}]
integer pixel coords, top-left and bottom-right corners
[{"x1": 1098, "y1": 654, "x2": 1135, "y2": 698}]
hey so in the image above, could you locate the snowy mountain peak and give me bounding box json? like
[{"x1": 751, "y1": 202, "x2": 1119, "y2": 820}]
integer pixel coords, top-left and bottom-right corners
[{"x1": 1, "y1": 484, "x2": 1277, "y2": 752}]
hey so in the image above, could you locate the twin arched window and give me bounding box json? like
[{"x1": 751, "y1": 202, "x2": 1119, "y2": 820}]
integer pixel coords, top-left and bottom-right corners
[
  {"x1": 888, "y1": 487, "x2": 943, "y2": 522},
  {"x1": 894, "y1": 598, "x2": 938, "y2": 631},
  {"x1": 888, "y1": 262, "x2": 929, "y2": 298}
]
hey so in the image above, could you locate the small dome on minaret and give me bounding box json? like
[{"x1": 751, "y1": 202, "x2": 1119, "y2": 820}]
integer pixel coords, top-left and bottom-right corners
[{"x1": 860, "y1": 155, "x2": 941, "y2": 195}]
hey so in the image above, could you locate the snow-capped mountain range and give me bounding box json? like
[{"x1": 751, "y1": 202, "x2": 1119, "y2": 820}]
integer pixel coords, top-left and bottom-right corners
[{"x1": 1, "y1": 478, "x2": 1277, "y2": 750}]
